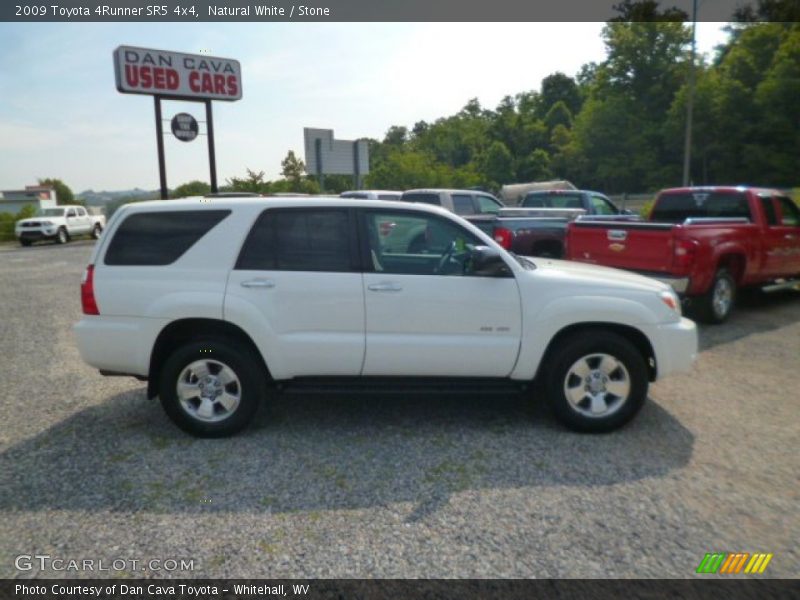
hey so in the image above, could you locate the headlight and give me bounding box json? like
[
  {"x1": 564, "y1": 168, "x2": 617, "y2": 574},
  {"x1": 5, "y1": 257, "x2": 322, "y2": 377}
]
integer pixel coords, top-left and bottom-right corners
[{"x1": 659, "y1": 290, "x2": 681, "y2": 316}]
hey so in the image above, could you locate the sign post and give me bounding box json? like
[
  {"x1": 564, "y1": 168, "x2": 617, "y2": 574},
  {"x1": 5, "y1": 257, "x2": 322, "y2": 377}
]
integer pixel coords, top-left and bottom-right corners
[{"x1": 113, "y1": 46, "x2": 242, "y2": 199}]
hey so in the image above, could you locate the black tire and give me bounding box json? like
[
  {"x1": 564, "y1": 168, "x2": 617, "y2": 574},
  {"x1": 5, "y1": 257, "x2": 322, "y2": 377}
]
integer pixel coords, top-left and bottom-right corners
[
  {"x1": 544, "y1": 331, "x2": 649, "y2": 433},
  {"x1": 91, "y1": 224, "x2": 102, "y2": 239},
  {"x1": 19, "y1": 239, "x2": 32, "y2": 247},
  {"x1": 56, "y1": 227, "x2": 69, "y2": 244},
  {"x1": 159, "y1": 338, "x2": 266, "y2": 437},
  {"x1": 694, "y1": 268, "x2": 736, "y2": 324}
]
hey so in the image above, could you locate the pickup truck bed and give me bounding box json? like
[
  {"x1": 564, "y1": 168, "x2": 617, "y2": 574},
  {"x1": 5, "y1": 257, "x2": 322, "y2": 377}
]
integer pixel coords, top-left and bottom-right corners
[{"x1": 566, "y1": 187, "x2": 800, "y2": 323}]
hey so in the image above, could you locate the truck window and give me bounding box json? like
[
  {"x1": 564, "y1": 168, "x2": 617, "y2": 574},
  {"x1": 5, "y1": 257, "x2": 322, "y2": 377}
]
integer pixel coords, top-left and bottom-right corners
[
  {"x1": 237, "y1": 208, "x2": 354, "y2": 272},
  {"x1": 451, "y1": 194, "x2": 475, "y2": 215},
  {"x1": 776, "y1": 196, "x2": 800, "y2": 226},
  {"x1": 589, "y1": 195, "x2": 619, "y2": 215},
  {"x1": 105, "y1": 211, "x2": 231, "y2": 266},
  {"x1": 66, "y1": 208, "x2": 77, "y2": 218},
  {"x1": 651, "y1": 191, "x2": 751, "y2": 223},
  {"x1": 523, "y1": 192, "x2": 583, "y2": 209},
  {"x1": 476, "y1": 195, "x2": 502, "y2": 214},
  {"x1": 377, "y1": 193, "x2": 401, "y2": 200},
  {"x1": 759, "y1": 195, "x2": 778, "y2": 225}
]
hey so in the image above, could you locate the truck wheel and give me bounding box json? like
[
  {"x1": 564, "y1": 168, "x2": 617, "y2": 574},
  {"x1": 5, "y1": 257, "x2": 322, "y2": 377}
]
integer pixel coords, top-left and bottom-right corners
[
  {"x1": 91, "y1": 224, "x2": 102, "y2": 239},
  {"x1": 56, "y1": 227, "x2": 69, "y2": 244},
  {"x1": 544, "y1": 332, "x2": 648, "y2": 433},
  {"x1": 159, "y1": 338, "x2": 266, "y2": 437},
  {"x1": 696, "y1": 268, "x2": 736, "y2": 324},
  {"x1": 19, "y1": 239, "x2": 32, "y2": 247}
]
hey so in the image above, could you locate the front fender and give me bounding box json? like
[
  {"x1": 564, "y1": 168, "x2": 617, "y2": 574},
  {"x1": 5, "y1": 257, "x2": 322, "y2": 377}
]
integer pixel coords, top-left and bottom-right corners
[{"x1": 510, "y1": 295, "x2": 659, "y2": 380}]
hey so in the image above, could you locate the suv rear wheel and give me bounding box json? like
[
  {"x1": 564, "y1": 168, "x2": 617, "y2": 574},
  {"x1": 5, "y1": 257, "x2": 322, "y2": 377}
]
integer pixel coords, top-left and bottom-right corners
[
  {"x1": 159, "y1": 338, "x2": 266, "y2": 437},
  {"x1": 544, "y1": 331, "x2": 648, "y2": 432}
]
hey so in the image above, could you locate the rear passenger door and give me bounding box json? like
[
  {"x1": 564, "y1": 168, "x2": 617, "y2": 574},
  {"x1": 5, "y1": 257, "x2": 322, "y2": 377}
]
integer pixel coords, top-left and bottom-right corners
[{"x1": 228, "y1": 207, "x2": 366, "y2": 377}]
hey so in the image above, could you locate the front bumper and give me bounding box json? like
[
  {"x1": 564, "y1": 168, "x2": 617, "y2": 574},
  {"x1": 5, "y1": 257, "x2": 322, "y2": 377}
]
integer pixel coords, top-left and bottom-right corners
[
  {"x1": 16, "y1": 228, "x2": 58, "y2": 241},
  {"x1": 646, "y1": 317, "x2": 698, "y2": 379}
]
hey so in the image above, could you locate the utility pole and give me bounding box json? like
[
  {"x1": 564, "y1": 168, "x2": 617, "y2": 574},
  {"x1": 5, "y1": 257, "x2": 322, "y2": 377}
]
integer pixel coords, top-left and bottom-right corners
[{"x1": 682, "y1": 0, "x2": 698, "y2": 187}]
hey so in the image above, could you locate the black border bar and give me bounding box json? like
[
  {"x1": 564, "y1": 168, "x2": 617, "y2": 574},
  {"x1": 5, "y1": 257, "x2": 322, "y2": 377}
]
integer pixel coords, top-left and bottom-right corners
[
  {"x1": 2, "y1": 0, "x2": 770, "y2": 22},
  {"x1": 2, "y1": 579, "x2": 799, "y2": 600}
]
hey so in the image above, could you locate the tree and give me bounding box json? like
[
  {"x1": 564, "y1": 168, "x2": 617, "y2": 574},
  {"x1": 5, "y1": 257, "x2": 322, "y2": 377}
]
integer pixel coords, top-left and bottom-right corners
[
  {"x1": 538, "y1": 72, "x2": 583, "y2": 118},
  {"x1": 171, "y1": 180, "x2": 210, "y2": 198},
  {"x1": 227, "y1": 169, "x2": 270, "y2": 193},
  {"x1": 38, "y1": 178, "x2": 79, "y2": 205},
  {"x1": 281, "y1": 150, "x2": 306, "y2": 182},
  {"x1": 479, "y1": 141, "x2": 515, "y2": 186}
]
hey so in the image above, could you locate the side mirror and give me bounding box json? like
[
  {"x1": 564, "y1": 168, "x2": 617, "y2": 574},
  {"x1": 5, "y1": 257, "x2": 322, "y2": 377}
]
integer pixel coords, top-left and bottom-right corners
[{"x1": 470, "y1": 245, "x2": 510, "y2": 277}]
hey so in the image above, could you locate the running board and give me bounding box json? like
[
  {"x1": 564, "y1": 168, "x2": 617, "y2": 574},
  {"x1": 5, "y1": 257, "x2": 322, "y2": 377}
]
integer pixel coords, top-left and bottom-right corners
[
  {"x1": 275, "y1": 377, "x2": 529, "y2": 395},
  {"x1": 761, "y1": 278, "x2": 800, "y2": 293}
]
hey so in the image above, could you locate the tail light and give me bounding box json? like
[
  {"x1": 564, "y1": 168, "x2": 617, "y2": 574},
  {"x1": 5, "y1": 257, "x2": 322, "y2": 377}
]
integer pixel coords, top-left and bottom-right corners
[
  {"x1": 81, "y1": 265, "x2": 99, "y2": 315},
  {"x1": 493, "y1": 226, "x2": 513, "y2": 249},
  {"x1": 672, "y1": 239, "x2": 698, "y2": 272}
]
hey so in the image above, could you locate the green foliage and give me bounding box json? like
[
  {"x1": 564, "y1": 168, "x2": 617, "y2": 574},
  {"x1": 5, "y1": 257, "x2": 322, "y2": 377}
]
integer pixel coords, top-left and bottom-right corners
[
  {"x1": 171, "y1": 180, "x2": 211, "y2": 198},
  {"x1": 38, "y1": 178, "x2": 80, "y2": 205},
  {"x1": 0, "y1": 205, "x2": 39, "y2": 241}
]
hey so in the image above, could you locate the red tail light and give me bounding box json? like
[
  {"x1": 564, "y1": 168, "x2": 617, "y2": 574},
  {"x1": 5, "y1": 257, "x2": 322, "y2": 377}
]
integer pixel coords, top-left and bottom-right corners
[
  {"x1": 81, "y1": 265, "x2": 99, "y2": 315},
  {"x1": 493, "y1": 226, "x2": 513, "y2": 249},
  {"x1": 672, "y1": 239, "x2": 697, "y2": 272}
]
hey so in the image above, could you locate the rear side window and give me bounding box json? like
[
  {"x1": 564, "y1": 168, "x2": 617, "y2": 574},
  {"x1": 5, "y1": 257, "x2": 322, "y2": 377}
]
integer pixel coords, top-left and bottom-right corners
[
  {"x1": 651, "y1": 191, "x2": 752, "y2": 223},
  {"x1": 476, "y1": 195, "x2": 502, "y2": 214},
  {"x1": 237, "y1": 208, "x2": 354, "y2": 272},
  {"x1": 759, "y1": 195, "x2": 777, "y2": 225},
  {"x1": 402, "y1": 193, "x2": 441, "y2": 206},
  {"x1": 104, "y1": 210, "x2": 230, "y2": 266},
  {"x1": 451, "y1": 194, "x2": 475, "y2": 215}
]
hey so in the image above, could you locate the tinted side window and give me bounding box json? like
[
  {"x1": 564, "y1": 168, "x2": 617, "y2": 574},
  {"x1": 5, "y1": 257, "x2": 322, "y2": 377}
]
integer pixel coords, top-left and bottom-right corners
[
  {"x1": 451, "y1": 194, "x2": 475, "y2": 215},
  {"x1": 378, "y1": 194, "x2": 401, "y2": 200},
  {"x1": 776, "y1": 196, "x2": 800, "y2": 226},
  {"x1": 759, "y1": 195, "x2": 777, "y2": 225},
  {"x1": 237, "y1": 209, "x2": 353, "y2": 272},
  {"x1": 105, "y1": 210, "x2": 231, "y2": 266},
  {"x1": 590, "y1": 195, "x2": 619, "y2": 215},
  {"x1": 66, "y1": 209, "x2": 77, "y2": 217},
  {"x1": 476, "y1": 195, "x2": 502, "y2": 214}
]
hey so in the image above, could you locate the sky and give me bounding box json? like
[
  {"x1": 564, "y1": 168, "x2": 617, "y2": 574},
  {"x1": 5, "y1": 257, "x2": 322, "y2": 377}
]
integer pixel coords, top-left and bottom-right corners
[{"x1": 0, "y1": 21, "x2": 731, "y2": 193}]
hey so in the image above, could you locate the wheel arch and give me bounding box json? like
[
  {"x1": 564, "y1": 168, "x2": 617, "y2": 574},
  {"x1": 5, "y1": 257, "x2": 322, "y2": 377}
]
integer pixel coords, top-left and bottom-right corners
[
  {"x1": 147, "y1": 318, "x2": 271, "y2": 399},
  {"x1": 535, "y1": 322, "x2": 657, "y2": 382}
]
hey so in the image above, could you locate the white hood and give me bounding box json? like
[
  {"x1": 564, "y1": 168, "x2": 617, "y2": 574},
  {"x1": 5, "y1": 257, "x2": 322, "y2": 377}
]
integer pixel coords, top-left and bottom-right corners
[{"x1": 526, "y1": 257, "x2": 670, "y2": 294}]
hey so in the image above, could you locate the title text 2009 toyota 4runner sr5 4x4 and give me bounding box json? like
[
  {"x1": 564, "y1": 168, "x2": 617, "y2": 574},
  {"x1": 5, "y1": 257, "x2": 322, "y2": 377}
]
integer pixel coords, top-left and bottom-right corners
[{"x1": 74, "y1": 197, "x2": 697, "y2": 437}]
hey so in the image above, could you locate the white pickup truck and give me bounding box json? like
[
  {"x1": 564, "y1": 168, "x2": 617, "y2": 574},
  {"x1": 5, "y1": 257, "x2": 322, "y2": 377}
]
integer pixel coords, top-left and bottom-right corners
[
  {"x1": 74, "y1": 197, "x2": 698, "y2": 437},
  {"x1": 15, "y1": 205, "x2": 105, "y2": 246}
]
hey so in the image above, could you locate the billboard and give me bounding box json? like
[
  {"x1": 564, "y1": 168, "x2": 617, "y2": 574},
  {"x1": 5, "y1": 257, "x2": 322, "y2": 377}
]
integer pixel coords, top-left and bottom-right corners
[
  {"x1": 304, "y1": 128, "x2": 369, "y2": 176},
  {"x1": 113, "y1": 45, "x2": 242, "y2": 101}
]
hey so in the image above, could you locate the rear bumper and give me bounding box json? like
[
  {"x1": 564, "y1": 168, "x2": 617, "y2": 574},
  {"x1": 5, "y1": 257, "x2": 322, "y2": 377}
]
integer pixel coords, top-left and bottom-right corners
[
  {"x1": 646, "y1": 317, "x2": 698, "y2": 379},
  {"x1": 74, "y1": 316, "x2": 166, "y2": 377}
]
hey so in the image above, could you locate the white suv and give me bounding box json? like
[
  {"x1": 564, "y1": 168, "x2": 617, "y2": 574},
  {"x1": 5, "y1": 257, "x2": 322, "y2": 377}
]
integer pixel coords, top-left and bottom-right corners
[{"x1": 74, "y1": 197, "x2": 697, "y2": 437}]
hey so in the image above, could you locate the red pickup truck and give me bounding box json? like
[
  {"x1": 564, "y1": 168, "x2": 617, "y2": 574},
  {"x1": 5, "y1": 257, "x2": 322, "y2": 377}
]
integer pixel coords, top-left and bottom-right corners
[{"x1": 565, "y1": 186, "x2": 800, "y2": 323}]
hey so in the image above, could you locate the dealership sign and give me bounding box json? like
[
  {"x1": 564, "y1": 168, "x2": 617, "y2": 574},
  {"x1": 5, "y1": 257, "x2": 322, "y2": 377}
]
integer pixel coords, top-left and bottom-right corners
[{"x1": 113, "y1": 46, "x2": 242, "y2": 101}]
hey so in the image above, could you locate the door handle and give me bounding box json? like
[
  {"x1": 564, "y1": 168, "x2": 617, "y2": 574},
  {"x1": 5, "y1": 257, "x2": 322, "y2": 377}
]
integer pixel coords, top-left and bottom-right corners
[
  {"x1": 241, "y1": 279, "x2": 275, "y2": 289},
  {"x1": 367, "y1": 282, "x2": 402, "y2": 292}
]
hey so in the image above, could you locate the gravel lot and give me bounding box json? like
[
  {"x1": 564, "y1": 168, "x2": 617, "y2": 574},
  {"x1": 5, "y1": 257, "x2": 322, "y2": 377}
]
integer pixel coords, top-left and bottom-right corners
[{"x1": 0, "y1": 240, "x2": 798, "y2": 579}]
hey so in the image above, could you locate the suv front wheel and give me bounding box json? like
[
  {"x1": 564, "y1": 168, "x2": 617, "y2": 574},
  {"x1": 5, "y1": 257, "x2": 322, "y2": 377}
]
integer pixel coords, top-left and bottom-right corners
[
  {"x1": 159, "y1": 338, "x2": 266, "y2": 437},
  {"x1": 544, "y1": 331, "x2": 648, "y2": 433}
]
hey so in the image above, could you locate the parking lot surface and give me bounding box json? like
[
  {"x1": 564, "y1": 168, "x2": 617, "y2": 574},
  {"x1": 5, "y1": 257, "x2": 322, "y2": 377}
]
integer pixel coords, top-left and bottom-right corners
[{"x1": 0, "y1": 240, "x2": 798, "y2": 578}]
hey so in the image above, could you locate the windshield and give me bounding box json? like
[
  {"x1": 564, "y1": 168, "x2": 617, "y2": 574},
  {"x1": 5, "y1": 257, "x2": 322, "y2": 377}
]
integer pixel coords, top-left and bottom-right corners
[{"x1": 37, "y1": 208, "x2": 65, "y2": 217}]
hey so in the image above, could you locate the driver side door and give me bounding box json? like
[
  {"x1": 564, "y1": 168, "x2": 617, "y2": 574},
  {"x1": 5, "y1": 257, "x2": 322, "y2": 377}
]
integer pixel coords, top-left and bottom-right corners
[{"x1": 360, "y1": 209, "x2": 523, "y2": 377}]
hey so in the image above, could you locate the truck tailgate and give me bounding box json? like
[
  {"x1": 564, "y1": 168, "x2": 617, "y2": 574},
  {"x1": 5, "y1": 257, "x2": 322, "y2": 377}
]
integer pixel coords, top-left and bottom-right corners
[{"x1": 567, "y1": 221, "x2": 677, "y2": 274}]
